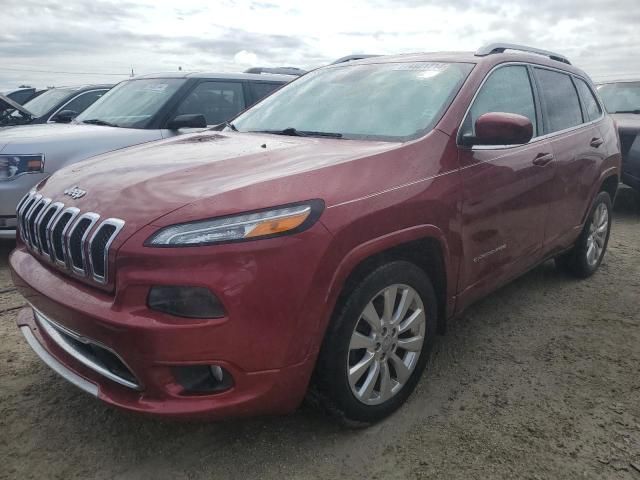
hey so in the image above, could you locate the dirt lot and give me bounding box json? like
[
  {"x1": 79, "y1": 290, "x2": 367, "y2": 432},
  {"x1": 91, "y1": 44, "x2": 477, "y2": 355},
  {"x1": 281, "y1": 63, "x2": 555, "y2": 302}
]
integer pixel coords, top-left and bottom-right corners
[{"x1": 1, "y1": 189, "x2": 639, "y2": 480}]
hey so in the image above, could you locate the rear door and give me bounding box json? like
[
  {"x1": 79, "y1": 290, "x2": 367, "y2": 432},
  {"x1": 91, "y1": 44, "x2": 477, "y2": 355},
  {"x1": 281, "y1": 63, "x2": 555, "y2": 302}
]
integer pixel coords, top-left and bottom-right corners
[
  {"x1": 533, "y1": 68, "x2": 606, "y2": 250},
  {"x1": 458, "y1": 64, "x2": 555, "y2": 303}
]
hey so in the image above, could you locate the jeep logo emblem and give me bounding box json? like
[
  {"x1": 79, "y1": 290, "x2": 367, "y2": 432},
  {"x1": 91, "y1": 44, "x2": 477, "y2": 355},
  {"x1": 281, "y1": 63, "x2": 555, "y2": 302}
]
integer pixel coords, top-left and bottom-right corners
[{"x1": 64, "y1": 186, "x2": 87, "y2": 199}]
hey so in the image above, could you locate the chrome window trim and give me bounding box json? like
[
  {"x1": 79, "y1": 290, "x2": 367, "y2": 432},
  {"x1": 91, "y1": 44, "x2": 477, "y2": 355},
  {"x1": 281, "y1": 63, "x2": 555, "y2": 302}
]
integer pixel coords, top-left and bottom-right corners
[
  {"x1": 31, "y1": 305, "x2": 141, "y2": 391},
  {"x1": 66, "y1": 212, "x2": 100, "y2": 276},
  {"x1": 31, "y1": 197, "x2": 52, "y2": 252},
  {"x1": 53, "y1": 206, "x2": 80, "y2": 267},
  {"x1": 88, "y1": 218, "x2": 125, "y2": 284},
  {"x1": 0, "y1": 154, "x2": 45, "y2": 182},
  {"x1": 457, "y1": 61, "x2": 606, "y2": 152}
]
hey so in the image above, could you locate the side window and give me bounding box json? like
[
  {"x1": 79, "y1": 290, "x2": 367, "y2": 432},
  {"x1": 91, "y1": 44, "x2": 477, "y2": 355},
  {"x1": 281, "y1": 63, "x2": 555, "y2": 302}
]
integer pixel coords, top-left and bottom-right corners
[
  {"x1": 248, "y1": 82, "x2": 281, "y2": 105},
  {"x1": 61, "y1": 90, "x2": 107, "y2": 115},
  {"x1": 464, "y1": 65, "x2": 537, "y2": 138},
  {"x1": 534, "y1": 68, "x2": 583, "y2": 133},
  {"x1": 175, "y1": 81, "x2": 245, "y2": 125},
  {"x1": 575, "y1": 78, "x2": 602, "y2": 122}
]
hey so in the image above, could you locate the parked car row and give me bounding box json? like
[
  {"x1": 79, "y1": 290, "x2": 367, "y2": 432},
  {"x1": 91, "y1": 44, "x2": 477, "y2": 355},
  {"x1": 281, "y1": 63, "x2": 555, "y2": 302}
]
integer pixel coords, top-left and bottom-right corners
[
  {"x1": 4, "y1": 86, "x2": 46, "y2": 105},
  {"x1": 1, "y1": 84, "x2": 112, "y2": 128},
  {"x1": 597, "y1": 80, "x2": 640, "y2": 192},
  {"x1": 4, "y1": 44, "x2": 627, "y2": 425},
  {"x1": 0, "y1": 71, "x2": 295, "y2": 237}
]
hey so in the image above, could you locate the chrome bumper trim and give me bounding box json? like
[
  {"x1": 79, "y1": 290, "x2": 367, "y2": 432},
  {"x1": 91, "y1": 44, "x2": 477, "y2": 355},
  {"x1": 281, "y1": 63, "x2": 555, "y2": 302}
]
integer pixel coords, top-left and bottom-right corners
[
  {"x1": 32, "y1": 306, "x2": 141, "y2": 391},
  {"x1": 20, "y1": 326, "x2": 99, "y2": 397}
]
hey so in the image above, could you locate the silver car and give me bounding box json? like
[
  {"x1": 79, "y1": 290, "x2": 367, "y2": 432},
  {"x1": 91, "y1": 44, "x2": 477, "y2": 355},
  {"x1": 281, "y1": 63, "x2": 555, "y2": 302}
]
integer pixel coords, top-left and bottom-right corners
[{"x1": 0, "y1": 71, "x2": 295, "y2": 238}]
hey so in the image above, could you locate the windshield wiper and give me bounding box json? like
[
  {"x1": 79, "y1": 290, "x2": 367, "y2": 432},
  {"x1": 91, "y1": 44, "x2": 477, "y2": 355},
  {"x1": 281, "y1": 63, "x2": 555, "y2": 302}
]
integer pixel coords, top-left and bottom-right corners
[
  {"x1": 82, "y1": 118, "x2": 119, "y2": 127},
  {"x1": 612, "y1": 109, "x2": 640, "y2": 114},
  {"x1": 250, "y1": 127, "x2": 342, "y2": 138}
]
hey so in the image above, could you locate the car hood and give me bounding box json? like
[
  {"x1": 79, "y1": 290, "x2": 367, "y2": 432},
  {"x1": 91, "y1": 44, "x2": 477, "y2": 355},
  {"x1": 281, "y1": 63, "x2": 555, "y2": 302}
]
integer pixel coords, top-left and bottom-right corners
[
  {"x1": 0, "y1": 123, "x2": 162, "y2": 155},
  {"x1": 610, "y1": 113, "x2": 640, "y2": 134},
  {"x1": 36, "y1": 130, "x2": 402, "y2": 231}
]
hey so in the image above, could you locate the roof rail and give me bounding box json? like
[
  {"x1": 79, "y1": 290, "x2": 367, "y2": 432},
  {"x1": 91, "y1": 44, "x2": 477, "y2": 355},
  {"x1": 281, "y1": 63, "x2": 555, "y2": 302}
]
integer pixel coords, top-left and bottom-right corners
[
  {"x1": 331, "y1": 54, "x2": 381, "y2": 65},
  {"x1": 244, "y1": 67, "x2": 306, "y2": 76},
  {"x1": 475, "y1": 43, "x2": 571, "y2": 65}
]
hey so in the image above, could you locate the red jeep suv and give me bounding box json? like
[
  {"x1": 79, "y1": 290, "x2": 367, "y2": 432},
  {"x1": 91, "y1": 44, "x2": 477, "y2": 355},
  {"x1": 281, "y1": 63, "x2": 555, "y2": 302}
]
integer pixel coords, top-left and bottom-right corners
[{"x1": 9, "y1": 43, "x2": 621, "y2": 424}]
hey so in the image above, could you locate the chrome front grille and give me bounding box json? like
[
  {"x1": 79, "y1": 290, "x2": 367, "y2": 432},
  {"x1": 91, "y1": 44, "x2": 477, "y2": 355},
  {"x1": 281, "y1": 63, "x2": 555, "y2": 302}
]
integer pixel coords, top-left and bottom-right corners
[{"x1": 16, "y1": 191, "x2": 125, "y2": 285}]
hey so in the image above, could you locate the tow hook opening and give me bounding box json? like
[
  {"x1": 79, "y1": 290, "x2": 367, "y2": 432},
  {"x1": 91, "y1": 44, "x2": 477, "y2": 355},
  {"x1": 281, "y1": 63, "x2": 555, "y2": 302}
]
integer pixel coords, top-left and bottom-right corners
[{"x1": 173, "y1": 364, "x2": 234, "y2": 395}]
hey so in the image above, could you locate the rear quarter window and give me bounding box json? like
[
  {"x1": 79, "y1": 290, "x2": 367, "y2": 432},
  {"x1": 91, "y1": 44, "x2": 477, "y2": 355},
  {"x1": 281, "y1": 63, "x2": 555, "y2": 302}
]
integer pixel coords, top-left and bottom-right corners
[
  {"x1": 575, "y1": 78, "x2": 602, "y2": 122},
  {"x1": 534, "y1": 68, "x2": 583, "y2": 133}
]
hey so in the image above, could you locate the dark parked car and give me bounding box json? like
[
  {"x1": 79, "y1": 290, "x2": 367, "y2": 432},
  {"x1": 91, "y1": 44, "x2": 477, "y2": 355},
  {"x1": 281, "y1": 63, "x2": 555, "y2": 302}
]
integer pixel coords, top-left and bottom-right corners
[
  {"x1": 10, "y1": 44, "x2": 620, "y2": 424},
  {"x1": 0, "y1": 84, "x2": 112, "y2": 128},
  {"x1": 5, "y1": 87, "x2": 45, "y2": 105},
  {"x1": 597, "y1": 80, "x2": 640, "y2": 191}
]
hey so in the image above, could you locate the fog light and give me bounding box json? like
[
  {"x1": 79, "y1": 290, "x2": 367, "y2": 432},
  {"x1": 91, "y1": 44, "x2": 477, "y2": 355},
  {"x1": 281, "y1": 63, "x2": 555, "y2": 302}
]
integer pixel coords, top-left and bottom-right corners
[
  {"x1": 173, "y1": 364, "x2": 234, "y2": 394},
  {"x1": 148, "y1": 286, "x2": 226, "y2": 319}
]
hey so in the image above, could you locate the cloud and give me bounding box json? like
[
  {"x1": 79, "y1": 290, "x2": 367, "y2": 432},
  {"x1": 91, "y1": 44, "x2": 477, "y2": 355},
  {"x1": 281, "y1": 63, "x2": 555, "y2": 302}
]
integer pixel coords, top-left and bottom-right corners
[
  {"x1": 1, "y1": 0, "x2": 638, "y2": 91},
  {"x1": 234, "y1": 50, "x2": 258, "y2": 65}
]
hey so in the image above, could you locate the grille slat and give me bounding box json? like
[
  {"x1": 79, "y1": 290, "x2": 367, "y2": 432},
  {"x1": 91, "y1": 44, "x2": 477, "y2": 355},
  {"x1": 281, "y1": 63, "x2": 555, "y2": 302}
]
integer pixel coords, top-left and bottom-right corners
[
  {"x1": 21, "y1": 194, "x2": 42, "y2": 246},
  {"x1": 16, "y1": 195, "x2": 124, "y2": 286},
  {"x1": 88, "y1": 219, "x2": 124, "y2": 284}
]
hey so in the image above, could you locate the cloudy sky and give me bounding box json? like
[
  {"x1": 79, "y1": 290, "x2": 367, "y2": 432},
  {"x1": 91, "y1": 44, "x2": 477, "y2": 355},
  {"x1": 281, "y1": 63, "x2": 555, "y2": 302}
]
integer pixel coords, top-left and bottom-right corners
[{"x1": 1, "y1": 0, "x2": 638, "y2": 91}]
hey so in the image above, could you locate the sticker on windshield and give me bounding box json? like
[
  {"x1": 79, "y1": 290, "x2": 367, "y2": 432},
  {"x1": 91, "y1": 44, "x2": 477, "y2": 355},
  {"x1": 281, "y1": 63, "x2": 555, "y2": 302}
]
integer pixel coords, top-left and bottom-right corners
[
  {"x1": 390, "y1": 62, "x2": 449, "y2": 72},
  {"x1": 144, "y1": 84, "x2": 170, "y2": 93}
]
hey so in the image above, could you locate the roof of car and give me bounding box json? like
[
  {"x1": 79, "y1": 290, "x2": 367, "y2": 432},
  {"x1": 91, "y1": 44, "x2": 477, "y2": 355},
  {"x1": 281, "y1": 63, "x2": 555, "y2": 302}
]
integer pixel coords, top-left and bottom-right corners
[
  {"x1": 132, "y1": 72, "x2": 297, "y2": 82},
  {"x1": 329, "y1": 49, "x2": 589, "y2": 78},
  {"x1": 596, "y1": 79, "x2": 640, "y2": 85},
  {"x1": 43, "y1": 84, "x2": 114, "y2": 91}
]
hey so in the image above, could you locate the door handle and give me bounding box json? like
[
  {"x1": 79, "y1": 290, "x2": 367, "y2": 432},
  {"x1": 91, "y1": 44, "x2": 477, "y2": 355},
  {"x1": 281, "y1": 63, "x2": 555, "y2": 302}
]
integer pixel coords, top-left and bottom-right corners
[
  {"x1": 533, "y1": 153, "x2": 554, "y2": 166},
  {"x1": 590, "y1": 137, "x2": 604, "y2": 148}
]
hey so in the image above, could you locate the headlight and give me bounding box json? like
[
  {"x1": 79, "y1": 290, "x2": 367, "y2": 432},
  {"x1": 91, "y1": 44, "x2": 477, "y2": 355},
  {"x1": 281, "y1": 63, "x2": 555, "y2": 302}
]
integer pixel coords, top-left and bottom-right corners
[
  {"x1": 146, "y1": 200, "x2": 324, "y2": 247},
  {"x1": 0, "y1": 154, "x2": 45, "y2": 180}
]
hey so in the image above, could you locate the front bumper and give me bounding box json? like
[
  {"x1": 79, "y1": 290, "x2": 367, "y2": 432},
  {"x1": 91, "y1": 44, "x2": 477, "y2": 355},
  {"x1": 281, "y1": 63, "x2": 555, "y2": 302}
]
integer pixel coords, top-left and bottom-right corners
[
  {"x1": 15, "y1": 304, "x2": 312, "y2": 419},
  {"x1": 9, "y1": 220, "x2": 332, "y2": 419}
]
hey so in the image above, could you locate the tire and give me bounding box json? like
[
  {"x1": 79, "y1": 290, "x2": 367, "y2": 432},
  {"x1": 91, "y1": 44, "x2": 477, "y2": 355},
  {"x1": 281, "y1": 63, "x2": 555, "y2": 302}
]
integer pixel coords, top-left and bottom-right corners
[
  {"x1": 312, "y1": 261, "x2": 437, "y2": 425},
  {"x1": 555, "y1": 192, "x2": 612, "y2": 278}
]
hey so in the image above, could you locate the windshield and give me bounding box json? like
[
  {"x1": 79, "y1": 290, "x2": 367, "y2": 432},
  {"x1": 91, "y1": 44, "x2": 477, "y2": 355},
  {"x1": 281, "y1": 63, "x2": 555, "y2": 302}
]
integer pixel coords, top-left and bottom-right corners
[
  {"x1": 17, "y1": 88, "x2": 75, "y2": 117},
  {"x1": 597, "y1": 82, "x2": 640, "y2": 113},
  {"x1": 75, "y1": 78, "x2": 184, "y2": 128},
  {"x1": 232, "y1": 62, "x2": 473, "y2": 141}
]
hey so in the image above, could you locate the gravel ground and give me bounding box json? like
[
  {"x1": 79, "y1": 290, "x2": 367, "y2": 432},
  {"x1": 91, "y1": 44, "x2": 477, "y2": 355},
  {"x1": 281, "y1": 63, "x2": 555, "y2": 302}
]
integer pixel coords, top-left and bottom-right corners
[{"x1": 1, "y1": 188, "x2": 639, "y2": 480}]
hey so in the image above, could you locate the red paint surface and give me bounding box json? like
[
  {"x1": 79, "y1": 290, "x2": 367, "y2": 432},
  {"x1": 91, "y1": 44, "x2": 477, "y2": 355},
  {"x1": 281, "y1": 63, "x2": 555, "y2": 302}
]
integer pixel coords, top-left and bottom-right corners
[{"x1": 10, "y1": 51, "x2": 621, "y2": 419}]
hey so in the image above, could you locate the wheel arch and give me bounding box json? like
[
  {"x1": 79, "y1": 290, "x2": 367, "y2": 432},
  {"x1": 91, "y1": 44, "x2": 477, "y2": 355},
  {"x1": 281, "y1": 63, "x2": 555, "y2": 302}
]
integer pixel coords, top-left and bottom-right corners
[
  {"x1": 581, "y1": 168, "x2": 619, "y2": 225},
  {"x1": 599, "y1": 172, "x2": 619, "y2": 202},
  {"x1": 324, "y1": 225, "x2": 452, "y2": 336}
]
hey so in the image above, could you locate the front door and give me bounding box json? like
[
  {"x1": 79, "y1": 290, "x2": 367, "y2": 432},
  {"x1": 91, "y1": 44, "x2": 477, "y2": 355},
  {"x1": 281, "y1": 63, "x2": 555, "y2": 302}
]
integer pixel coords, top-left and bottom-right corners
[{"x1": 456, "y1": 64, "x2": 556, "y2": 308}]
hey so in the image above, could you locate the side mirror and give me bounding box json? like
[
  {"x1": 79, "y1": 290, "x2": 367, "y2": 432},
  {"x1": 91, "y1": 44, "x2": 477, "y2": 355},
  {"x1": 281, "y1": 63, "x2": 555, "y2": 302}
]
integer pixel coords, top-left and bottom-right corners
[
  {"x1": 168, "y1": 114, "x2": 207, "y2": 130},
  {"x1": 52, "y1": 109, "x2": 78, "y2": 123},
  {"x1": 462, "y1": 112, "x2": 533, "y2": 147}
]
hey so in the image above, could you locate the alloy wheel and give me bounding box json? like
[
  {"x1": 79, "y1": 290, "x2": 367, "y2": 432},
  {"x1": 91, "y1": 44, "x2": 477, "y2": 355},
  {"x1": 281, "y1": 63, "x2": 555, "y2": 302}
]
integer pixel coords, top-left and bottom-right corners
[
  {"x1": 347, "y1": 284, "x2": 426, "y2": 405},
  {"x1": 586, "y1": 202, "x2": 609, "y2": 267}
]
